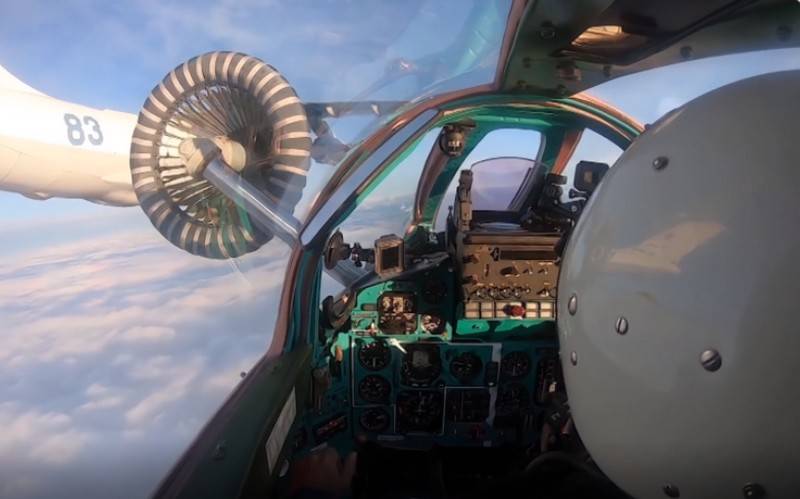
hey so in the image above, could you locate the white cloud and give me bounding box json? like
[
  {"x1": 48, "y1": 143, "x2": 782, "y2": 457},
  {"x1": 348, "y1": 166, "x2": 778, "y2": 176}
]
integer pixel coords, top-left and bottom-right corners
[
  {"x1": 117, "y1": 326, "x2": 176, "y2": 344},
  {"x1": 77, "y1": 395, "x2": 125, "y2": 413},
  {"x1": 0, "y1": 215, "x2": 291, "y2": 498},
  {"x1": 0, "y1": 404, "x2": 89, "y2": 466},
  {"x1": 85, "y1": 383, "x2": 110, "y2": 398},
  {"x1": 125, "y1": 357, "x2": 203, "y2": 426}
]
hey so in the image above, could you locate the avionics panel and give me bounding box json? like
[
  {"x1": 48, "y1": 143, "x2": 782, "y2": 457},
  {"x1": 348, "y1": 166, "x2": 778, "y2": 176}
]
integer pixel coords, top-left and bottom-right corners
[
  {"x1": 297, "y1": 254, "x2": 561, "y2": 457},
  {"x1": 458, "y1": 231, "x2": 560, "y2": 320},
  {"x1": 347, "y1": 337, "x2": 559, "y2": 448},
  {"x1": 348, "y1": 265, "x2": 455, "y2": 338}
]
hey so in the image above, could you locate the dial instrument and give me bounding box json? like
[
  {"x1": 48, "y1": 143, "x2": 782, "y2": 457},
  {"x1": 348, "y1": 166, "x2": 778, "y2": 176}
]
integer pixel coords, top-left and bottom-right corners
[
  {"x1": 359, "y1": 407, "x2": 390, "y2": 432},
  {"x1": 396, "y1": 390, "x2": 444, "y2": 433},
  {"x1": 358, "y1": 340, "x2": 391, "y2": 371},
  {"x1": 449, "y1": 352, "x2": 483, "y2": 383},
  {"x1": 378, "y1": 292, "x2": 417, "y2": 334},
  {"x1": 500, "y1": 351, "x2": 531, "y2": 380},
  {"x1": 401, "y1": 344, "x2": 442, "y2": 387},
  {"x1": 358, "y1": 375, "x2": 391, "y2": 403}
]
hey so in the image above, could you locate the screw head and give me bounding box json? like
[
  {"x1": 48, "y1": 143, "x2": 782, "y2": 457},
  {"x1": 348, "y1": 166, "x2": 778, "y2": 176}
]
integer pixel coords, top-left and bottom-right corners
[
  {"x1": 568, "y1": 294, "x2": 578, "y2": 315},
  {"x1": 653, "y1": 156, "x2": 669, "y2": 170},
  {"x1": 700, "y1": 349, "x2": 722, "y2": 372},
  {"x1": 615, "y1": 316, "x2": 629, "y2": 335},
  {"x1": 570, "y1": 351, "x2": 578, "y2": 366},
  {"x1": 663, "y1": 484, "x2": 680, "y2": 498}
]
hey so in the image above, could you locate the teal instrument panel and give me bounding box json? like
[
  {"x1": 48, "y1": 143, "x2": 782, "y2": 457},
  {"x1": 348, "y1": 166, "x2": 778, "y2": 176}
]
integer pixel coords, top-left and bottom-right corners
[{"x1": 294, "y1": 260, "x2": 561, "y2": 456}]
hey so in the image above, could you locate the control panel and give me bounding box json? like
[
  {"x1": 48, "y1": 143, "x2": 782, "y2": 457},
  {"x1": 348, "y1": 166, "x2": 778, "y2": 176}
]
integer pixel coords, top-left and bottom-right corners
[
  {"x1": 296, "y1": 258, "x2": 562, "y2": 456},
  {"x1": 351, "y1": 337, "x2": 558, "y2": 447},
  {"x1": 457, "y1": 232, "x2": 560, "y2": 321}
]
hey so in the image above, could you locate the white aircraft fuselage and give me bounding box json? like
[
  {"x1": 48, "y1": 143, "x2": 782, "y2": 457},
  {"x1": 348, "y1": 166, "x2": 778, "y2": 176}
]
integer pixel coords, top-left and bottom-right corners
[{"x1": 0, "y1": 64, "x2": 138, "y2": 206}]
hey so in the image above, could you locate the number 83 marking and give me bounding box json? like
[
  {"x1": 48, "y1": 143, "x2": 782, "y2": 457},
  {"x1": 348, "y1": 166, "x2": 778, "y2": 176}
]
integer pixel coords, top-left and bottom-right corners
[{"x1": 63, "y1": 113, "x2": 104, "y2": 146}]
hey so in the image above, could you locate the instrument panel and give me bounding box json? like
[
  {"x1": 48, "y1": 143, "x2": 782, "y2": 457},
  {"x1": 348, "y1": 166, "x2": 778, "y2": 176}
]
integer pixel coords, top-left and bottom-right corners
[
  {"x1": 297, "y1": 257, "x2": 561, "y2": 456},
  {"x1": 349, "y1": 271, "x2": 453, "y2": 337},
  {"x1": 348, "y1": 337, "x2": 558, "y2": 445}
]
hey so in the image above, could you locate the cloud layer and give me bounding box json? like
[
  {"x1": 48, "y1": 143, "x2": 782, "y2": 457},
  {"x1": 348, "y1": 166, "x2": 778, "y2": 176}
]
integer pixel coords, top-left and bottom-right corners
[{"x1": 0, "y1": 212, "x2": 291, "y2": 499}]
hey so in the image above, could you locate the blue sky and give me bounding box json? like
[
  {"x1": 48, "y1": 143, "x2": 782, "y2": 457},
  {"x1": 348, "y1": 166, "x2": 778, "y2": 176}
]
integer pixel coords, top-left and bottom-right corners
[{"x1": 1, "y1": 2, "x2": 799, "y2": 498}]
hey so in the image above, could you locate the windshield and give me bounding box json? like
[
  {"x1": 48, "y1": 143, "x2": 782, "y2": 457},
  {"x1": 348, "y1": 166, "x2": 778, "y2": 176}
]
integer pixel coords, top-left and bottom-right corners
[
  {"x1": 276, "y1": 0, "x2": 512, "y2": 219},
  {"x1": 0, "y1": 3, "x2": 511, "y2": 498}
]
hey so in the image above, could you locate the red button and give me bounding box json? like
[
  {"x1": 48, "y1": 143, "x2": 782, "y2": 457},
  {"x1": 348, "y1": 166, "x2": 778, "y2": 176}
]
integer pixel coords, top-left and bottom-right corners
[{"x1": 507, "y1": 305, "x2": 525, "y2": 317}]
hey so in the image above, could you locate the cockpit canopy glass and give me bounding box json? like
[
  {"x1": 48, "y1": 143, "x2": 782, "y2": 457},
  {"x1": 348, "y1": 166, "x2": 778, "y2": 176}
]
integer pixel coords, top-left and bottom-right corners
[
  {"x1": 271, "y1": 0, "x2": 512, "y2": 219},
  {"x1": 469, "y1": 157, "x2": 539, "y2": 212}
]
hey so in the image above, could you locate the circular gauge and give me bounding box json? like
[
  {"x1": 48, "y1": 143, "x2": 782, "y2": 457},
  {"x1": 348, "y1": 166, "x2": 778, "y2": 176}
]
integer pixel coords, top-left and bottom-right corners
[
  {"x1": 359, "y1": 407, "x2": 390, "y2": 432},
  {"x1": 401, "y1": 344, "x2": 442, "y2": 386},
  {"x1": 495, "y1": 383, "x2": 530, "y2": 416},
  {"x1": 358, "y1": 341, "x2": 391, "y2": 371},
  {"x1": 396, "y1": 390, "x2": 444, "y2": 432},
  {"x1": 421, "y1": 314, "x2": 444, "y2": 334},
  {"x1": 449, "y1": 352, "x2": 483, "y2": 383},
  {"x1": 358, "y1": 375, "x2": 391, "y2": 403},
  {"x1": 422, "y1": 279, "x2": 447, "y2": 304},
  {"x1": 501, "y1": 351, "x2": 531, "y2": 379}
]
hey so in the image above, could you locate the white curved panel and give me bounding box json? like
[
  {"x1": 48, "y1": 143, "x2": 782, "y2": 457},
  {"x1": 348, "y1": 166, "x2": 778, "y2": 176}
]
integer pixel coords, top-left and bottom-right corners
[{"x1": 559, "y1": 70, "x2": 800, "y2": 499}]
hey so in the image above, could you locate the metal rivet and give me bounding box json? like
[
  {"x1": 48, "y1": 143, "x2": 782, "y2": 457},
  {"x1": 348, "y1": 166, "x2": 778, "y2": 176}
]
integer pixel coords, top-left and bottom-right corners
[
  {"x1": 615, "y1": 316, "x2": 628, "y2": 335},
  {"x1": 570, "y1": 351, "x2": 578, "y2": 366},
  {"x1": 568, "y1": 294, "x2": 578, "y2": 315},
  {"x1": 680, "y1": 45, "x2": 692, "y2": 60},
  {"x1": 653, "y1": 156, "x2": 669, "y2": 170},
  {"x1": 239, "y1": 371, "x2": 246, "y2": 379},
  {"x1": 602, "y1": 65, "x2": 612, "y2": 78},
  {"x1": 700, "y1": 349, "x2": 722, "y2": 372},
  {"x1": 663, "y1": 484, "x2": 680, "y2": 498},
  {"x1": 743, "y1": 483, "x2": 765, "y2": 498}
]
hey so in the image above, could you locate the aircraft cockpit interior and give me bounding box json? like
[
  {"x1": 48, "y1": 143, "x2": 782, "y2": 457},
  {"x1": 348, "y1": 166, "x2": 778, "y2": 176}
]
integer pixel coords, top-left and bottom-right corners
[
  {"x1": 293, "y1": 123, "x2": 623, "y2": 498},
  {"x1": 107, "y1": 3, "x2": 800, "y2": 499}
]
